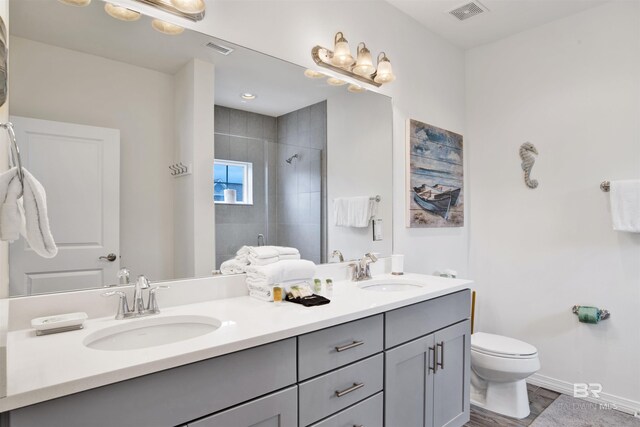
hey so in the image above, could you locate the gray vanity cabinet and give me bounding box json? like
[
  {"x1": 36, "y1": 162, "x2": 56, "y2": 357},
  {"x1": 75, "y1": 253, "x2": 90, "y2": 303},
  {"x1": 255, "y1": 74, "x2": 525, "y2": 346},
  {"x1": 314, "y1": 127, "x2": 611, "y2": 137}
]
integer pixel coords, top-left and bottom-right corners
[
  {"x1": 188, "y1": 386, "x2": 298, "y2": 427},
  {"x1": 384, "y1": 319, "x2": 471, "y2": 427}
]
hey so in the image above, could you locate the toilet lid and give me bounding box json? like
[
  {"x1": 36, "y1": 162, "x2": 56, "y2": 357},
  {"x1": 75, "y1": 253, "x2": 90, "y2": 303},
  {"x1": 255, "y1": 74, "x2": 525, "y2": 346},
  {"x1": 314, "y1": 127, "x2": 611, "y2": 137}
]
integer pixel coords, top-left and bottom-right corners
[{"x1": 471, "y1": 332, "x2": 538, "y2": 358}]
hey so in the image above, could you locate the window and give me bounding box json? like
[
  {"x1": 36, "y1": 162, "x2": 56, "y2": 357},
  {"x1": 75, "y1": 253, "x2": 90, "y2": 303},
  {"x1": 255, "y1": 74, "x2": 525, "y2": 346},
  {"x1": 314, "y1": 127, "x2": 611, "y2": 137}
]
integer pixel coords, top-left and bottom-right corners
[{"x1": 214, "y1": 159, "x2": 253, "y2": 204}]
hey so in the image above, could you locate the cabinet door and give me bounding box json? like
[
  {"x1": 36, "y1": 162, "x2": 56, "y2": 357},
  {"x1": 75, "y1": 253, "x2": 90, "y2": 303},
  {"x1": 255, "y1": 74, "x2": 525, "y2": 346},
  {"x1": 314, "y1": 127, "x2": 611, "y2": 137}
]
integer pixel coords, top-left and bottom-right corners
[
  {"x1": 433, "y1": 320, "x2": 471, "y2": 427},
  {"x1": 384, "y1": 334, "x2": 435, "y2": 427},
  {"x1": 189, "y1": 386, "x2": 297, "y2": 427}
]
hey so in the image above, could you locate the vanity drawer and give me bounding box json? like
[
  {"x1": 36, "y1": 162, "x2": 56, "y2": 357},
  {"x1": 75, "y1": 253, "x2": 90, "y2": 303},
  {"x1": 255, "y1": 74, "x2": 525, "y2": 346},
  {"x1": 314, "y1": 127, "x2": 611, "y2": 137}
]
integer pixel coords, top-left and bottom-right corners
[
  {"x1": 298, "y1": 314, "x2": 383, "y2": 380},
  {"x1": 189, "y1": 386, "x2": 297, "y2": 427},
  {"x1": 385, "y1": 289, "x2": 471, "y2": 348},
  {"x1": 8, "y1": 338, "x2": 296, "y2": 427},
  {"x1": 298, "y1": 353, "x2": 383, "y2": 426},
  {"x1": 308, "y1": 392, "x2": 383, "y2": 427}
]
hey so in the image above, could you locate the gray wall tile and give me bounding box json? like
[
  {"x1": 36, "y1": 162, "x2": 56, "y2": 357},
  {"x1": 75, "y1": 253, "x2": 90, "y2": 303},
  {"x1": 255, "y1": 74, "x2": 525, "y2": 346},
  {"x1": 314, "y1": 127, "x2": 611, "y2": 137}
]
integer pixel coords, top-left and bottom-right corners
[
  {"x1": 229, "y1": 108, "x2": 248, "y2": 136},
  {"x1": 214, "y1": 105, "x2": 230, "y2": 134},
  {"x1": 247, "y1": 113, "x2": 264, "y2": 139},
  {"x1": 214, "y1": 134, "x2": 230, "y2": 160}
]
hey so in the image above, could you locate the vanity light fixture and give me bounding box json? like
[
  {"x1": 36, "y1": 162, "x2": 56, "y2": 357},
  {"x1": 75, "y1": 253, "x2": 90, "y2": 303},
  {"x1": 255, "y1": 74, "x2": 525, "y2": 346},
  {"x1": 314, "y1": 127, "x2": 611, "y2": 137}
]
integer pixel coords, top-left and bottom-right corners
[
  {"x1": 151, "y1": 18, "x2": 184, "y2": 35},
  {"x1": 132, "y1": 0, "x2": 205, "y2": 21},
  {"x1": 58, "y1": 0, "x2": 92, "y2": 6},
  {"x1": 240, "y1": 93, "x2": 256, "y2": 100},
  {"x1": 312, "y1": 32, "x2": 396, "y2": 87},
  {"x1": 104, "y1": 3, "x2": 141, "y2": 21}
]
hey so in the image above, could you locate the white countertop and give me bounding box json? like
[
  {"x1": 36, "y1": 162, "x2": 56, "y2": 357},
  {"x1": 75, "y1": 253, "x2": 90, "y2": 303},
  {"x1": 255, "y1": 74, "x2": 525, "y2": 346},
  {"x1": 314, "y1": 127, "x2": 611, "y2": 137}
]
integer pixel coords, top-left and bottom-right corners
[{"x1": 0, "y1": 273, "x2": 472, "y2": 412}]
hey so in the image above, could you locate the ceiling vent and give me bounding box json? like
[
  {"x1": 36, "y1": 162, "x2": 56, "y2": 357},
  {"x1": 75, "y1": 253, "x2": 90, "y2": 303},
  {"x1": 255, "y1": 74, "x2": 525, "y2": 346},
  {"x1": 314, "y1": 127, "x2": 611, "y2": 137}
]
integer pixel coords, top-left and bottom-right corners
[
  {"x1": 449, "y1": 1, "x2": 487, "y2": 21},
  {"x1": 205, "y1": 42, "x2": 234, "y2": 55}
]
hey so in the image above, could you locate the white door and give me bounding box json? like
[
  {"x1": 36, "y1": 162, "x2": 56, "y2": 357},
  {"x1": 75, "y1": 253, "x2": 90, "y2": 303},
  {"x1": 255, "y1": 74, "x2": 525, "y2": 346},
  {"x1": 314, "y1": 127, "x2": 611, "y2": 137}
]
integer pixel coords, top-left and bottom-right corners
[{"x1": 9, "y1": 116, "x2": 120, "y2": 296}]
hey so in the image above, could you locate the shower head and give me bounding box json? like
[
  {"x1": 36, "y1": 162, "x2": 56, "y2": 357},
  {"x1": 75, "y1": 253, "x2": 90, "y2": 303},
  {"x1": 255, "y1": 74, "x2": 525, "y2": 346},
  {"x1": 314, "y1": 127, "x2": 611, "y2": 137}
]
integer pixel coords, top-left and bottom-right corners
[{"x1": 285, "y1": 154, "x2": 299, "y2": 164}]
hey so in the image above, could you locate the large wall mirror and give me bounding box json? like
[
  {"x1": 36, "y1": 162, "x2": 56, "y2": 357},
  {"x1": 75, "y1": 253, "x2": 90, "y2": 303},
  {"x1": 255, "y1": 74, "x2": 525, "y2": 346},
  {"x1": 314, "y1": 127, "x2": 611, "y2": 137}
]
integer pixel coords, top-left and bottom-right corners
[{"x1": 6, "y1": 0, "x2": 393, "y2": 297}]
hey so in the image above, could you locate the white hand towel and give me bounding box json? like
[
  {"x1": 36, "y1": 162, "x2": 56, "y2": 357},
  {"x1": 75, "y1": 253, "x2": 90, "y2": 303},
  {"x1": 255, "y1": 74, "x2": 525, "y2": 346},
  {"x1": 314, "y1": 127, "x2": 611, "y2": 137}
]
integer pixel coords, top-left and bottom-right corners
[
  {"x1": 220, "y1": 258, "x2": 249, "y2": 275},
  {"x1": 334, "y1": 196, "x2": 374, "y2": 227},
  {"x1": 0, "y1": 167, "x2": 57, "y2": 257},
  {"x1": 0, "y1": 167, "x2": 22, "y2": 241},
  {"x1": 610, "y1": 180, "x2": 640, "y2": 232},
  {"x1": 246, "y1": 259, "x2": 316, "y2": 286},
  {"x1": 247, "y1": 255, "x2": 280, "y2": 266},
  {"x1": 249, "y1": 246, "x2": 279, "y2": 259},
  {"x1": 274, "y1": 246, "x2": 300, "y2": 256}
]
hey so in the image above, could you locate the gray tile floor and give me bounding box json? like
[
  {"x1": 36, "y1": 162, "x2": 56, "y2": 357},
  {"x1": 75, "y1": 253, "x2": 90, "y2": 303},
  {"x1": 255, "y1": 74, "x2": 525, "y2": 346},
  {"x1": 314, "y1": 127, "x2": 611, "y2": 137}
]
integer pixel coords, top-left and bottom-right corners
[{"x1": 466, "y1": 385, "x2": 640, "y2": 427}]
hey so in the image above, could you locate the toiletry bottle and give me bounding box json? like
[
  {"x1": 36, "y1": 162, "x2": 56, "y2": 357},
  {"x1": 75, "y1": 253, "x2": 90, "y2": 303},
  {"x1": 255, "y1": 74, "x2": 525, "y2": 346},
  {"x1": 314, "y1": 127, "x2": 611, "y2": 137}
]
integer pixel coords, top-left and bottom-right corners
[
  {"x1": 325, "y1": 279, "x2": 333, "y2": 292},
  {"x1": 273, "y1": 285, "x2": 283, "y2": 304},
  {"x1": 313, "y1": 278, "x2": 322, "y2": 294}
]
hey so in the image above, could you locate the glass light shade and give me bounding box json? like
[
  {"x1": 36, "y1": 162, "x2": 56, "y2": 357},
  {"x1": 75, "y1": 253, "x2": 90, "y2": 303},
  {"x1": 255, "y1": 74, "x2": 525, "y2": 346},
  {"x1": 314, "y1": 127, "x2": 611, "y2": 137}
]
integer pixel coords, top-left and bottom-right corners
[
  {"x1": 327, "y1": 77, "x2": 347, "y2": 86},
  {"x1": 374, "y1": 54, "x2": 396, "y2": 84},
  {"x1": 352, "y1": 43, "x2": 375, "y2": 77},
  {"x1": 152, "y1": 19, "x2": 185, "y2": 35},
  {"x1": 330, "y1": 33, "x2": 354, "y2": 67},
  {"x1": 170, "y1": 0, "x2": 206, "y2": 14},
  {"x1": 347, "y1": 84, "x2": 366, "y2": 93},
  {"x1": 104, "y1": 3, "x2": 141, "y2": 21},
  {"x1": 304, "y1": 69, "x2": 325, "y2": 79},
  {"x1": 58, "y1": 0, "x2": 91, "y2": 6}
]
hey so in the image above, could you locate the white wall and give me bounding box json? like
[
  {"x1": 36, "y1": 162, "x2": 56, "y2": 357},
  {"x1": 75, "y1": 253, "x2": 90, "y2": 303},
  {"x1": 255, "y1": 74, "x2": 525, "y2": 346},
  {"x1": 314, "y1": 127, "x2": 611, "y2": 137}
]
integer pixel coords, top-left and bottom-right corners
[
  {"x1": 327, "y1": 90, "x2": 393, "y2": 261},
  {"x1": 0, "y1": 0, "x2": 7, "y2": 398},
  {"x1": 173, "y1": 59, "x2": 215, "y2": 277},
  {"x1": 467, "y1": 1, "x2": 640, "y2": 409},
  {"x1": 115, "y1": 0, "x2": 468, "y2": 276},
  {"x1": 8, "y1": 36, "x2": 176, "y2": 282}
]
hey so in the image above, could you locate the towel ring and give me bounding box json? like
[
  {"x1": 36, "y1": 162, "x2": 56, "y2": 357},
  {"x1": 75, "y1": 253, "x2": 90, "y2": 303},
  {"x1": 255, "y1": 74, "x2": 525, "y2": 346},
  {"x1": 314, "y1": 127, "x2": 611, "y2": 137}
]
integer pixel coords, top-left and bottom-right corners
[{"x1": 1, "y1": 122, "x2": 24, "y2": 187}]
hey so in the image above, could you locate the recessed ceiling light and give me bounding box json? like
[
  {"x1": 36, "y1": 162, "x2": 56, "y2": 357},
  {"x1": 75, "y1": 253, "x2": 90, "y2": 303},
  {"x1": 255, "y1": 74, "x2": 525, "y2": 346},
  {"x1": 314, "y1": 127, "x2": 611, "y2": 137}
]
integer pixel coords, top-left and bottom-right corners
[
  {"x1": 241, "y1": 93, "x2": 256, "y2": 100},
  {"x1": 104, "y1": 3, "x2": 141, "y2": 21},
  {"x1": 304, "y1": 69, "x2": 325, "y2": 79},
  {"x1": 151, "y1": 19, "x2": 184, "y2": 35},
  {"x1": 58, "y1": 0, "x2": 91, "y2": 6},
  {"x1": 347, "y1": 84, "x2": 366, "y2": 93},
  {"x1": 327, "y1": 77, "x2": 347, "y2": 86}
]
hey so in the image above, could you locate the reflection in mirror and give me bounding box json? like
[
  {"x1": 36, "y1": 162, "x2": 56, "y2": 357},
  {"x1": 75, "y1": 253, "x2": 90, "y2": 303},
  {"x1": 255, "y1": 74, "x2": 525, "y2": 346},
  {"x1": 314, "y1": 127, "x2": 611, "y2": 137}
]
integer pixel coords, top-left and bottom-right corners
[{"x1": 7, "y1": 0, "x2": 392, "y2": 297}]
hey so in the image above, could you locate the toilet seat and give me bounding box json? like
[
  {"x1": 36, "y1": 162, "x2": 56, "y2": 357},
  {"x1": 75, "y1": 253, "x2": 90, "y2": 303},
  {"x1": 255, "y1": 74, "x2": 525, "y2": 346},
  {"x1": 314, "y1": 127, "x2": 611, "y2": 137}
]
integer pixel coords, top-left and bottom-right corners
[{"x1": 471, "y1": 332, "x2": 538, "y2": 359}]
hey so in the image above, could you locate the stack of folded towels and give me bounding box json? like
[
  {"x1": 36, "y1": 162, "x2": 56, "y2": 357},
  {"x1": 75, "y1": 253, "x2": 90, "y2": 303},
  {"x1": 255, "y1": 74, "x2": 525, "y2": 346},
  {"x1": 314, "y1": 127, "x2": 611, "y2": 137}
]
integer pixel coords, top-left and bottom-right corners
[
  {"x1": 220, "y1": 245, "x2": 303, "y2": 274},
  {"x1": 246, "y1": 258, "x2": 317, "y2": 301}
]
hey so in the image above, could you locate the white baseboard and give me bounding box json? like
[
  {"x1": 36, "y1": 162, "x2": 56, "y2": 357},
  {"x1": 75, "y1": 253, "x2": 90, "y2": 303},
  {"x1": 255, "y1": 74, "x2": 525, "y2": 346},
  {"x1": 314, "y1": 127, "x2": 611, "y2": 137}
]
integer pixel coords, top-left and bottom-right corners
[{"x1": 527, "y1": 373, "x2": 640, "y2": 417}]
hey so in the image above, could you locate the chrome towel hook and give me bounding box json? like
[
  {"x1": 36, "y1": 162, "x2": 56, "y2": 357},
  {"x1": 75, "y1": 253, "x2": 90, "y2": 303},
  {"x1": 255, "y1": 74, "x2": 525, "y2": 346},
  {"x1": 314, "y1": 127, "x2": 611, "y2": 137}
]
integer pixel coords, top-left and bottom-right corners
[{"x1": 1, "y1": 122, "x2": 24, "y2": 186}]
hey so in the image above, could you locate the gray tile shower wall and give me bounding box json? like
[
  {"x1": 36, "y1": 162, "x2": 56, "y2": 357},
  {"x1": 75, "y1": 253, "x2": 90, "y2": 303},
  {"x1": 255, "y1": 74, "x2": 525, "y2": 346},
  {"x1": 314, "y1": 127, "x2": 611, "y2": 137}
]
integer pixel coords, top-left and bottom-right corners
[{"x1": 275, "y1": 101, "x2": 326, "y2": 264}]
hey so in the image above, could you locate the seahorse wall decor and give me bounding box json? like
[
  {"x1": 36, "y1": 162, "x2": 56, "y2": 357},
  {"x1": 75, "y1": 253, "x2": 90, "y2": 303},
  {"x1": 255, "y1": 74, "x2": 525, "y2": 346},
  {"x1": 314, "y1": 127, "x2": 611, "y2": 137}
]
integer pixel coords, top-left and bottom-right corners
[{"x1": 519, "y1": 142, "x2": 539, "y2": 189}]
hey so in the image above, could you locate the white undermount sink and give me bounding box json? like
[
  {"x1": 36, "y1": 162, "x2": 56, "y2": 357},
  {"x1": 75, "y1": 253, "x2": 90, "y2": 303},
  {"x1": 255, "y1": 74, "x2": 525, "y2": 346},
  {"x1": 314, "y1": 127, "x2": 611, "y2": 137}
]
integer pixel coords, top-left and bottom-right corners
[
  {"x1": 84, "y1": 315, "x2": 222, "y2": 351},
  {"x1": 357, "y1": 279, "x2": 425, "y2": 292}
]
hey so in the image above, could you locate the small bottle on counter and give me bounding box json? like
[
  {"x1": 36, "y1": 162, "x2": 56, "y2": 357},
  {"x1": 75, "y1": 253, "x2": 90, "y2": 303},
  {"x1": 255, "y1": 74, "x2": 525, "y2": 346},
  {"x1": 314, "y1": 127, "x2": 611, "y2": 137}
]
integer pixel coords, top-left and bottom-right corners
[
  {"x1": 325, "y1": 279, "x2": 333, "y2": 293},
  {"x1": 273, "y1": 285, "x2": 283, "y2": 304},
  {"x1": 313, "y1": 278, "x2": 322, "y2": 294}
]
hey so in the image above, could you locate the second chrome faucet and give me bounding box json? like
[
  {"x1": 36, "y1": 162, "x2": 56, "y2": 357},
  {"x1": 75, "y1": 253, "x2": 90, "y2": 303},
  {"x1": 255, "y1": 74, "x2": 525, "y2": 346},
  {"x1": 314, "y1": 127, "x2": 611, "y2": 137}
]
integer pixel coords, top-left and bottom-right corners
[{"x1": 103, "y1": 275, "x2": 168, "y2": 320}]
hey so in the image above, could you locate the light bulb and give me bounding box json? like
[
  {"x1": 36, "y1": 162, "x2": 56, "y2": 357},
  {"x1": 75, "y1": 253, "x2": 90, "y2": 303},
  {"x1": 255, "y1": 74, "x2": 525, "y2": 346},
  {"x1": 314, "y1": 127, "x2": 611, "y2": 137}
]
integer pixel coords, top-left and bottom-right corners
[
  {"x1": 327, "y1": 77, "x2": 347, "y2": 86},
  {"x1": 170, "y1": 0, "x2": 206, "y2": 14},
  {"x1": 104, "y1": 3, "x2": 141, "y2": 21},
  {"x1": 330, "y1": 32, "x2": 354, "y2": 68},
  {"x1": 374, "y1": 52, "x2": 396, "y2": 84},
  {"x1": 152, "y1": 19, "x2": 184, "y2": 35},
  {"x1": 304, "y1": 69, "x2": 325, "y2": 79},
  {"x1": 347, "y1": 84, "x2": 366, "y2": 93},
  {"x1": 58, "y1": 0, "x2": 91, "y2": 6},
  {"x1": 353, "y1": 43, "x2": 376, "y2": 77}
]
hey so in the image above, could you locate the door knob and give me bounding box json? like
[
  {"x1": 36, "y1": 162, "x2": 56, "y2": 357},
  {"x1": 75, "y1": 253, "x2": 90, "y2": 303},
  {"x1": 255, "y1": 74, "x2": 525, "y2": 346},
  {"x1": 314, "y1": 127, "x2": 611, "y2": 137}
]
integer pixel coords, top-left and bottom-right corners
[{"x1": 99, "y1": 253, "x2": 117, "y2": 262}]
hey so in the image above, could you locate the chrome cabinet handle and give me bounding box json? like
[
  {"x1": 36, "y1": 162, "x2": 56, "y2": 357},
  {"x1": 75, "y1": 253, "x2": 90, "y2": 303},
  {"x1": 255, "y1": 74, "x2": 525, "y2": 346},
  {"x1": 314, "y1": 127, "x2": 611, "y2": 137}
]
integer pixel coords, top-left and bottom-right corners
[
  {"x1": 99, "y1": 253, "x2": 117, "y2": 262},
  {"x1": 335, "y1": 382, "x2": 364, "y2": 397},
  {"x1": 437, "y1": 341, "x2": 445, "y2": 370},
  {"x1": 335, "y1": 340, "x2": 364, "y2": 352},
  {"x1": 429, "y1": 346, "x2": 436, "y2": 373}
]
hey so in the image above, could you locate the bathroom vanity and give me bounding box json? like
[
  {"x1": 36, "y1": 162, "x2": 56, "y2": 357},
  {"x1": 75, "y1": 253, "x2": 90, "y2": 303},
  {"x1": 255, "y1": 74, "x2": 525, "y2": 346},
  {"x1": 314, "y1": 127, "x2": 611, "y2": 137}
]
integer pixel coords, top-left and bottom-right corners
[{"x1": 0, "y1": 273, "x2": 472, "y2": 427}]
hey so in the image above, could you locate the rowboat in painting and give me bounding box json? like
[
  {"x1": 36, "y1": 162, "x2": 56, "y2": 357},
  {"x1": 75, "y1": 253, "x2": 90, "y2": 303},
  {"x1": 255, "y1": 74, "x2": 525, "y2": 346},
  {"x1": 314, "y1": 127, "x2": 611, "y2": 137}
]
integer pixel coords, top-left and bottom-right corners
[{"x1": 413, "y1": 184, "x2": 461, "y2": 219}]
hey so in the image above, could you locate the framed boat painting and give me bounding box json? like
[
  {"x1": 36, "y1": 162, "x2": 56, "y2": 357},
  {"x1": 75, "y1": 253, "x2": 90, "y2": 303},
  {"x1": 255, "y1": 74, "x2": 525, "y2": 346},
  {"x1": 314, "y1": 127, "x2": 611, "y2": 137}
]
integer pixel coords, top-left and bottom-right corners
[{"x1": 407, "y1": 119, "x2": 464, "y2": 228}]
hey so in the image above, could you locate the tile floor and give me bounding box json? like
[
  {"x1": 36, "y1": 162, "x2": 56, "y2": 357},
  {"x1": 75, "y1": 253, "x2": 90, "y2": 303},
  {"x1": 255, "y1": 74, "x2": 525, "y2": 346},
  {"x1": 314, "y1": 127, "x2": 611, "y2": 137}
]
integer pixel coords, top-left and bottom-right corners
[{"x1": 466, "y1": 384, "x2": 640, "y2": 427}]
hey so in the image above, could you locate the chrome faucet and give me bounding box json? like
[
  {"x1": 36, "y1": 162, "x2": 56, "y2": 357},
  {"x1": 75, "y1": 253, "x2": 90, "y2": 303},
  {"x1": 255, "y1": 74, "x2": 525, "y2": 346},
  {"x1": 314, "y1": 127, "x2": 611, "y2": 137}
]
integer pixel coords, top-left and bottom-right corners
[
  {"x1": 349, "y1": 252, "x2": 378, "y2": 281},
  {"x1": 102, "y1": 275, "x2": 168, "y2": 319},
  {"x1": 330, "y1": 250, "x2": 345, "y2": 263}
]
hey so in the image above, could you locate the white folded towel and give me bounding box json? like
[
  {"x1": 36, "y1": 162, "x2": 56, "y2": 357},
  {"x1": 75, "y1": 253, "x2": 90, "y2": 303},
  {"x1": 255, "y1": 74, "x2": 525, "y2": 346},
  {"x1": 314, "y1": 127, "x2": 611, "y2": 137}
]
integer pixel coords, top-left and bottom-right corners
[
  {"x1": 334, "y1": 196, "x2": 376, "y2": 227},
  {"x1": 247, "y1": 245, "x2": 300, "y2": 265},
  {"x1": 249, "y1": 246, "x2": 280, "y2": 259},
  {"x1": 220, "y1": 258, "x2": 249, "y2": 275},
  {"x1": 610, "y1": 180, "x2": 640, "y2": 232},
  {"x1": 246, "y1": 259, "x2": 316, "y2": 287},
  {"x1": 0, "y1": 167, "x2": 57, "y2": 258}
]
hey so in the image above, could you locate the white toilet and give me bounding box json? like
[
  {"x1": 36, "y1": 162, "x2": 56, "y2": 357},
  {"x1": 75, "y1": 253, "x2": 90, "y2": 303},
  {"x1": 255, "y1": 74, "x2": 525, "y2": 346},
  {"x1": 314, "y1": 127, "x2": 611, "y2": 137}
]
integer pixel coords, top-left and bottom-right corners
[{"x1": 470, "y1": 332, "x2": 540, "y2": 419}]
